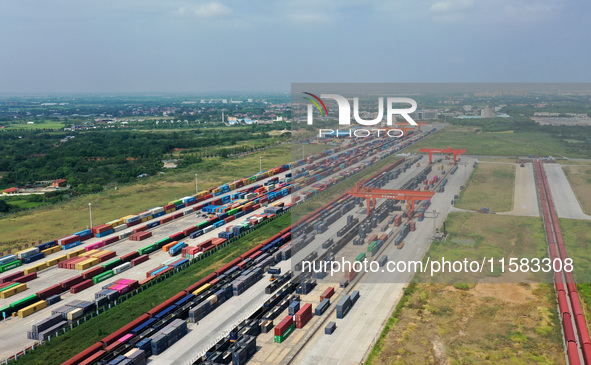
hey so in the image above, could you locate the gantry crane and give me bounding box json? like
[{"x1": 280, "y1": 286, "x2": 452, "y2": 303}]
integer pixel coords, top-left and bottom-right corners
[
  {"x1": 349, "y1": 181, "x2": 435, "y2": 216},
  {"x1": 419, "y1": 147, "x2": 467, "y2": 165}
]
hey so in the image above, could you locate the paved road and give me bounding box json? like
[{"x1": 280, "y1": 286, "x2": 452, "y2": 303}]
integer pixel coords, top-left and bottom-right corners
[
  {"x1": 497, "y1": 162, "x2": 539, "y2": 217},
  {"x1": 544, "y1": 164, "x2": 591, "y2": 220}
]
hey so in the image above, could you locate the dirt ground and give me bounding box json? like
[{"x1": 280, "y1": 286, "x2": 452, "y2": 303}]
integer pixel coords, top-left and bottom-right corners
[{"x1": 371, "y1": 283, "x2": 565, "y2": 365}]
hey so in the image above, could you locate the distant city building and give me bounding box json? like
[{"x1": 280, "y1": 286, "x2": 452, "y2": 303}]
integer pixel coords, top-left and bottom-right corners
[
  {"x1": 481, "y1": 106, "x2": 496, "y2": 118},
  {"x1": 463, "y1": 105, "x2": 472, "y2": 111},
  {"x1": 409, "y1": 110, "x2": 439, "y2": 120}
]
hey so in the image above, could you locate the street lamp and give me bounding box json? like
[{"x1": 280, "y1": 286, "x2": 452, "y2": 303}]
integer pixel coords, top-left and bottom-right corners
[
  {"x1": 88, "y1": 203, "x2": 93, "y2": 229},
  {"x1": 195, "y1": 172, "x2": 198, "y2": 194},
  {"x1": 260, "y1": 156, "x2": 262, "y2": 173}
]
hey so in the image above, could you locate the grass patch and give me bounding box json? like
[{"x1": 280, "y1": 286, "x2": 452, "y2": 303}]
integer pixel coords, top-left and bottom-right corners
[
  {"x1": 0, "y1": 198, "x2": 49, "y2": 210},
  {"x1": 3, "y1": 121, "x2": 65, "y2": 130},
  {"x1": 562, "y1": 166, "x2": 591, "y2": 215},
  {"x1": 11, "y1": 213, "x2": 291, "y2": 365},
  {"x1": 407, "y1": 125, "x2": 575, "y2": 158},
  {"x1": 0, "y1": 145, "x2": 291, "y2": 252},
  {"x1": 366, "y1": 283, "x2": 564, "y2": 365},
  {"x1": 418, "y1": 213, "x2": 549, "y2": 283},
  {"x1": 455, "y1": 163, "x2": 515, "y2": 212}
]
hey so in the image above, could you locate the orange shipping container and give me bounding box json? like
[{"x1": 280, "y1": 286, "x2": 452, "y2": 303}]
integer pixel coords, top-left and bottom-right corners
[{"x1": 162, "y1": 241, "x2": 178, "y2": 252}]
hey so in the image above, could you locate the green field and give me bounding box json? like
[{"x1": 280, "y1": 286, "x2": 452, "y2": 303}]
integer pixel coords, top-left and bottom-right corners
[
  {"x1": 0, "y1": 198, "x2": 48, "y2": 210},
  {"x1": 367, "y1": 212, "x2": 563, "y2": 364},
  {"x1": 562, "y1": 165, "x2": 591, "y2": 215},
  {"x1": 408, "y1": 126, "x2": 576, "y2": 158},
  {"x1": 455, "y1": 162, "x2": 515, "y2": 212},
  {"x1": 0, "y1": 144, "x2": 291, "y2": 252},
  {"x1": 11, "y1": 213, "x2": 291, "y2": 365},
  {"x1": 2, "y1": 121, "x2": 65, "y2": 130},
  {"x1": 418, "y1": 213, "x2": 548, "y2": 283}
]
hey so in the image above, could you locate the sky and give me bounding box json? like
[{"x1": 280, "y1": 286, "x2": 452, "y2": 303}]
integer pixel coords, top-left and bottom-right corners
[{"x1": 0, "y1": 0, "x2": 589, "y2": 93}]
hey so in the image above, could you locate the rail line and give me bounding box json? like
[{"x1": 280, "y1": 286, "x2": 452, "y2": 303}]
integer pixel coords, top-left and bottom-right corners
[{"x1": 534, "y1": 159, "x2": 591, "y2": 365}]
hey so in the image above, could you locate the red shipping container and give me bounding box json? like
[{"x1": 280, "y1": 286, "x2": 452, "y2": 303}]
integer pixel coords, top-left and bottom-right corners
[
  {"x1": 172, "y1": 212, "x2": 183, "y2": 219},
  {"x1": 146, "y1": 265, "x2": 165, "y2": 278},
  {"x1": 98, "y1": 251, "x2": 117, "y2": 263},
  {"x1": 163, "y1": 203, "x2": 175, "y2": 210},
  {"x1": 274, "y1": 315, "x2": 294, "y2": 336},
  {"x1": 320, "y1": 287, "x2": 335, "y2": 301},
  {"x1": 126, "y1": 220, "x2": 140, "y2": 228},
  {"x1": 212, "y1": 238, "x2": 227, "y2": 246},
  {"x1": 183, "y1": 226, "x2": 198, "y2": 236},
  {"x1": 295, "y1": 303, "x2": 313, "y2": 328},
  {"x1": 12, "y1": 272, "x2": 37, "y2": 283},
  {"x1": 155, "y1": 267, "x2": 173, "y2": 277},
  {"x1": 82, "y1": 266, "x2": 104, "y2": 280},
  {"x1": 133, "y1": 225, "x2": 148, "y2": 233},
  {"x1": 0, "y1": 282, "x2": 14, "y2": 290},
  {"x1": 224, "y1": 216, "x2": 235, "y2": 223},
  {"x1": 92, "y1": 224, "x2": 113, "y2": 234},
  {"x1": 139, "y1": 276, "x2": 155, "y2": 286},
  {"x1": 59, "y1": 235, "x2": 80, "y2": 246},
  {"x1": 104, "y1": 236, "x2": 119, "y2": 245},
  {"x1": 186, "y1": 200, "x2": 197, "y2": 206},
  {"x1": 0, "y1": 271, "x2": 25, "y2": 283},
  {"x1": 70, "y1": 279, "x2": 94, "y2": 294},
  {"x1": 79, "y1": 234, "x2": 93, "y2": 242},
  {"x1": 60, "y1": 275, "x2": 85, "y2": 290},
  {"x1": 121, "y1": 251, "x2": 140, "y2": 263},
  {"x1": 37, "y1": 284, "x2": 65, "y2": 299},
  {"x1": 160, "y1": 216, "x2": 173, "y2": 224},
  {"x1": 131, "y1": 254, "x2": 149, "y2": 267}
]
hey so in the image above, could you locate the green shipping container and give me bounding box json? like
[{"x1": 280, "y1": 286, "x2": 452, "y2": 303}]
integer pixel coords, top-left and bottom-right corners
[
  {"x1": 368, "y1": 242, "x2": 377, "y2": 253},
  {"x1": 172, "y1": 200, "x2": 182, "y2": 205},
  {"x1": 0, "y1": 283, "x2": 20, "y2": 293},
  {"x1": 0, "y1": 305, "x2": 14, "y2": 317},
  {"x1": 139, "y1": 244, "x2": 158, "y2": 255},
  {"x1": 227, "y1": 209, "x2": 239, "y2": 216},
  {"x1": 10, "y1": 294, "x2": 39, "y2": 309},
  {"x1": 102, "y1": 258, "x2": 123, "y2": 271},
  {"x1": 155, "y1": 238, "x2": 172, "y2": 248},
  {"x1": 93, "y1": 270, "x2": 114, "y2": 284},
  {"x1": 274, "y1": 323, "x2": 295, "y2": 343},
  {"x1": 356, "y1": 253, "x2": 366, "y2": 262},
  {"x1": 0, "y1": 260, "x2": 23, "y2": 273},
  {"x1": 197, "y1": 221, "x2": 209, "y2": 228}
]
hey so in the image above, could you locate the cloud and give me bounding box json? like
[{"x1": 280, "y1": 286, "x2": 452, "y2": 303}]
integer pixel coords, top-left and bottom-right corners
[
  {"x1": 177, "y1": 2, "x2": 232, "y2": 18},
  {"x1": 429, "y1": 0, "x2": 473, "y2": 22}
]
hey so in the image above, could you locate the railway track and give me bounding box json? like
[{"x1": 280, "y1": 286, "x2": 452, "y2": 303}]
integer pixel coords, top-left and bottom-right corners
[{"x1": 534, "y1": 159, "x2": 591, "y2": 365}]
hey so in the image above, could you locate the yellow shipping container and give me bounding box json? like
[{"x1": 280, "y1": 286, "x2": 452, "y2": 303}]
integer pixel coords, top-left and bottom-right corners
[
  {"x1": 24, "y1": 263, "x2": 47, "y2": 275},
  {"x1": 229, "y1": 183, "x2": 237, "y2": 190},
  {"x1": 165, "y1": 209, "x2": 174, "y2": 214},
  {"x1": 212, "y1": 188, "x2": 222, "y2": 193},
  {"x1": 141, "y1": 217, "x2": 149, "y2": 222},
  {"x1": 91, "y1": 251, "x2": 111, "y2": 258},
  {"x1": 41, "y1": 246, "x2": 61, "y2": 255},
  {"x1": 67, "y1": 248, "x2": 86, "y2": 259},
  {"x1": 0, "y1": 283, "x2": 27, "y2": 298},
  {"x1": 74, "y1": 257, "x2": 99, "y2": 270},
  {"x1": 78, "y1": 249, "x2": 98, "y2": 258},
  {"x1": 242, "y1": 179, "x2": 250, "y2": 185},
  {"x1": 17, "y1": 300, "x2": 47, "y2": 318}
]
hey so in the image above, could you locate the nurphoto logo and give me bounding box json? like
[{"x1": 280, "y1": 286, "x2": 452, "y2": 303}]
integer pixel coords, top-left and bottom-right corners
[{"x1": 304, "y1": 92, "x2": 418, "y2": 138}]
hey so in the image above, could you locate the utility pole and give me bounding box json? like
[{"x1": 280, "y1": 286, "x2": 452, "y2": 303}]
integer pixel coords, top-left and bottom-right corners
[
  {"x1": 260, "y1": 156, "x2": 262, "y2": 173},
  {"x1": 88, "y1": 203, "x2": 93, "y2": 229},
  {"x1": 195, "y1": 172, "x2": 198, "y2": 194}
]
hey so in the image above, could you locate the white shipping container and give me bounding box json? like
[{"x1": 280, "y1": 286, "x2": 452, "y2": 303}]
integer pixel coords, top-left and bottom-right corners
[
  {"x1": 203, "y1": 226, "x2": 214, "y2": 233},
  {"x1": 66, "y1": 308, "x2": 83, "y2": 321},
  {"x1": 125, "y1": 215, "x2": 140, "y2": 224},
  {"x1": 112, "y1": 262, "x2": 132, "y2": 274},
  {"x1": 17, "y1": 248, "x2": 40, "y2": 260},
  {"x1": 114, "y1": 224, "x2": 127, "y2": 232},
  {"x1": 149, "y1": 207, "x2": 164, "y2": 214}
]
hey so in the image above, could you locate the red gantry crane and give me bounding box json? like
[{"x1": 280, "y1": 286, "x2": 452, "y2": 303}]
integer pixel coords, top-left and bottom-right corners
[
  {"x1": 349, "y1": 181, "x2": 435, "y2": 216},
  {"x1": 419, "y1": 147, "x2": 467, "y2": 165}
]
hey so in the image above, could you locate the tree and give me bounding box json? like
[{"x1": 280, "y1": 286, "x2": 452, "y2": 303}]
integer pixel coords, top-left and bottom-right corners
[{"x1": 0, "y1": 199, "x2": 12, "y2": 213}]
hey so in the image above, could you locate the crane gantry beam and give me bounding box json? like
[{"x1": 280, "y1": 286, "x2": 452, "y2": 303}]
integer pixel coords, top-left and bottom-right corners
[
  {"x1": 349, "y1": 181, "x2": 435, "y2": 216},
  {"x1": 419, "y1": 147, "x2": 467, "y2": 165}
]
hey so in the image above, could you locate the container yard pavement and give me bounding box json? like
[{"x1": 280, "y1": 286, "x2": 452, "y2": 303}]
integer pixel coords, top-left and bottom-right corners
[
  {"x1": 136, "y1": 154, "x2": 434, "y2": 365},
  {"x1": 283, "y1": 158, "x2": 475, "y2": 365},
  {"x1": 544, "y1": 163, "x2": 591, "y2": 220}
]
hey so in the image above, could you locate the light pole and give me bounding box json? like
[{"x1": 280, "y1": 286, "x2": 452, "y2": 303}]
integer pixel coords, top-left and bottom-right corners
[
  {"x1": 260, "y1": 156, "x2": 262, "y2": 173},
  {"x1": 432, "y1": 209, "x2": 437, "y2": 234},
  {"x1": 195, "y1": 172, "x2": 198, "y2": 194},
  {"x1": 302, "y1": 143, "x2": 305, "y2": 160},
  {"x1": 88, "y1": 203, "x2": 93, "y2": 229}
]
